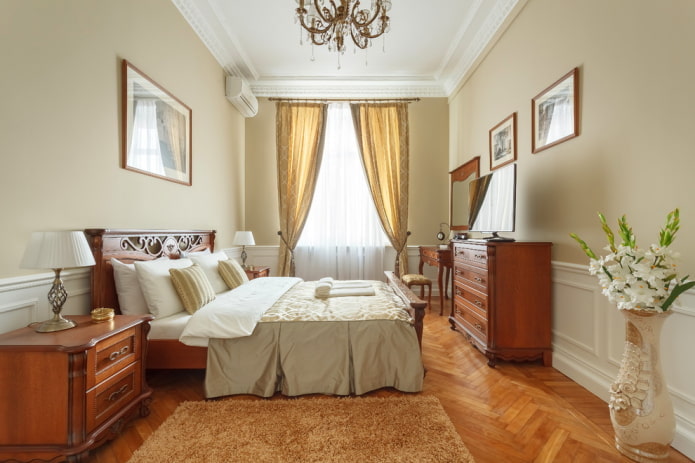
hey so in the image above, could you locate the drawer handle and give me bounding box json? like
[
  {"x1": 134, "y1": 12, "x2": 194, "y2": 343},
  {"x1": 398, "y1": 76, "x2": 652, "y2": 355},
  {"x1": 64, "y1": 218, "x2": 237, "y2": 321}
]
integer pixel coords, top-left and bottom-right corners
[
  {"x1": 474, "y1": 277, "x2": 483, "y2": 283},
  {"x1": 474, "y1": 300, "x2": 483, "y2": 307},
  {"x1": 474, "y1": 254, "x2": 486, "y2": 260},
  {"x1": 474, "y1": 323, "x2": 483, "y2": 332},
  {"x1": 108, "y1": 384, "x2": 129, "y2": 402},
  {"x1": 109, "y1": 346, "x2": 129, "y2": 361},
  {"x1": 455, "y1": 269, "x2": 462, "y2": 276},
  {"x1": 455, "y1": 289, "x2": 462, "y2": 296}
]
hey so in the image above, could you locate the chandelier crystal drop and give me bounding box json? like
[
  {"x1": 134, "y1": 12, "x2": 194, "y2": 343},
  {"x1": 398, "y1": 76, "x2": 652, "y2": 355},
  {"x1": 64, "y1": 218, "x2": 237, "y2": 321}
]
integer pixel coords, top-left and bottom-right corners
[{"x1": 295, "y1": 0, "x2": 392, "y2": 55}]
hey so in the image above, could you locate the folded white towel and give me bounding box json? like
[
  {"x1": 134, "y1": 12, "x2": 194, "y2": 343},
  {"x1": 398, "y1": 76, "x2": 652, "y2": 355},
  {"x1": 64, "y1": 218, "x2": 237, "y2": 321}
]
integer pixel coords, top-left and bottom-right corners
[
  {"x1": 332, "y1": 280, "x2": 372, "y2": 289},
  {"x1": 324, "y1": 287, "x2": 375, "y2": 298},
  {"x1": 319, "y1": 277, "x2": 334, "y2": 285},
  {"x1": 315, "y1": 281, "x2": 332, "y2": 297}
]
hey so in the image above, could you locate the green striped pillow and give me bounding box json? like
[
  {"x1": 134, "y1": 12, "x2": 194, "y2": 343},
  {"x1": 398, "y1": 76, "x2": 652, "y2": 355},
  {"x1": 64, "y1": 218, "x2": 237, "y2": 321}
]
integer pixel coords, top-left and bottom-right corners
[
  {"x1": 218, "y1": 259, "x2": 249, "y2": 289},
  {"x1": 169, "y1": 263, "x2": 216, "y2": 314}
]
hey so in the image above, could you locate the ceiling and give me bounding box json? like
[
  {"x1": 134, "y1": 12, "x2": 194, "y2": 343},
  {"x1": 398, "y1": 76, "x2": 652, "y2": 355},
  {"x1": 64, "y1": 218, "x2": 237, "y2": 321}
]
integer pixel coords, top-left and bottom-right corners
[{"x1": 172, "y1": 0, "x2": 526, "y2": 98}]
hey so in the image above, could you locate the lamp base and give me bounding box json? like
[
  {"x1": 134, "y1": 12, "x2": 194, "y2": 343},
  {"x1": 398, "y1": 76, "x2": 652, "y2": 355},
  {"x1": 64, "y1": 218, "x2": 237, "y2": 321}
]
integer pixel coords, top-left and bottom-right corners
[{"x1": 35, "y1": 315, "x2": 76, "y2": 333}]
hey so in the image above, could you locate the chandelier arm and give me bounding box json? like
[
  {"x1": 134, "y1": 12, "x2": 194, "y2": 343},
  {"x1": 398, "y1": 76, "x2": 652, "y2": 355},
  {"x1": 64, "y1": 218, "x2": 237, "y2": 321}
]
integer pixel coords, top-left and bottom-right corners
[
  {"x1": 350, "y1": 2, "x2": 382, "y2": 28},
  {"x1": 296, "y1": 8, "x2": 334, "y2": 35},
  {"x1": 350, "y1": 16, "x2": 389, "y2": 40},
  {"x1": 316, "y1": 0, "x2": 339, "y2": 24},
  {"x1": 350, "y1": 28, "x2": 370, "y2": 49}
]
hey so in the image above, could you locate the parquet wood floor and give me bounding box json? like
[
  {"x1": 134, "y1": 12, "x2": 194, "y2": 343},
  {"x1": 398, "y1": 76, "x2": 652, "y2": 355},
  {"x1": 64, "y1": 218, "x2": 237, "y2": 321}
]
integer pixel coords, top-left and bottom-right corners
[{"x1": 92, "y1": 300, "x2": 692, "y2": 462}]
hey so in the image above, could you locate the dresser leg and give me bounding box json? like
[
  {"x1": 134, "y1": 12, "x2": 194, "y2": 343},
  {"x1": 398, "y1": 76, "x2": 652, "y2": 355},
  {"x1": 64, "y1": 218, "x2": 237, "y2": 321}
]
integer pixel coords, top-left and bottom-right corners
[{"x1": 486, "y1": 354, "x2": 497, "y2": 368}]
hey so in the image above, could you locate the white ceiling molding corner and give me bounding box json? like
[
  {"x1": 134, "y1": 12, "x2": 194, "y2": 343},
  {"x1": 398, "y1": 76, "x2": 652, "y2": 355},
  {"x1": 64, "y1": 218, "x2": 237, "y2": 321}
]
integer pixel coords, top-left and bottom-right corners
[
  {"x1": 443, "y1": 0, "x2": 529, "y2": 97},
  {"x1": 172, "y1": 0, "x2": 258, "y2": 80}
]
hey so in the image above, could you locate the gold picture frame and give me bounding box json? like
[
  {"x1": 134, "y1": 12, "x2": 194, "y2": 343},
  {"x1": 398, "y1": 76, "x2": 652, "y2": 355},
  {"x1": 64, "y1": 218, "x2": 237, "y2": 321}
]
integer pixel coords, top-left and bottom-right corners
[
  {"x1": 122, "y1": 60, "x2": 192, "y2": 185},
  {"x1": 532, "y1": 67, "x2": 579, "y2": 153}
]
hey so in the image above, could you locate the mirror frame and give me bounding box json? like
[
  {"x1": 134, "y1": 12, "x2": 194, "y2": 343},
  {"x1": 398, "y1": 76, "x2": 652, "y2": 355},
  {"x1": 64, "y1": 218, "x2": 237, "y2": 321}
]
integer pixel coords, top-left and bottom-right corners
[
  {"x1": 449, "y1": 156, "x2": 480, "y2": 231},
  {"x1": 122, "y1": 60, "x2": 192, "y2": 186}
]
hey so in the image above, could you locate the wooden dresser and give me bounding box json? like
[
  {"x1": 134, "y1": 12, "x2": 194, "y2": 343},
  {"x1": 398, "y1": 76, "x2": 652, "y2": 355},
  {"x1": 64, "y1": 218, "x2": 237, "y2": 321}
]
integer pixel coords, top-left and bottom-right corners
[
  {"x1": 0, "y1": 315, "x2": 153, "y2": 462},
  {"x1": 449, "y1": 240, "x2": 552, "y2": 367}
]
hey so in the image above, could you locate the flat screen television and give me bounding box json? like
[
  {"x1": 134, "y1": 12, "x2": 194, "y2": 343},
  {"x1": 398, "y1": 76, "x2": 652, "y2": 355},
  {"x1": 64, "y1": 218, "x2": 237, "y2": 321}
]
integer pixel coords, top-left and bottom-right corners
[{"x1": 467, "y1": 163, "x2": 516, "y2": 240}]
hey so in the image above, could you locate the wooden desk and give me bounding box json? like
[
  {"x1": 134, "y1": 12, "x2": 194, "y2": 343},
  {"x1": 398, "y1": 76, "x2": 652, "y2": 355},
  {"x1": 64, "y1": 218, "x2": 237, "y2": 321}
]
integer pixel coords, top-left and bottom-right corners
[{"x1": 418, "y1": 246, "x2": 453, "y2": 314}]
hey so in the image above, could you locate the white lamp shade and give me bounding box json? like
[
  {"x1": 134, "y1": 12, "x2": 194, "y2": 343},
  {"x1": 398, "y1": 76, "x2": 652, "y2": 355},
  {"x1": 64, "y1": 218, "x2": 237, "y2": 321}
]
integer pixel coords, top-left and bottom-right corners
[
  {"x1": 20, "y1": 231, "x2": 96, "y2": 269},
  {"x1": 233, "y1": 231, "x2": 255, "y2": 246}
]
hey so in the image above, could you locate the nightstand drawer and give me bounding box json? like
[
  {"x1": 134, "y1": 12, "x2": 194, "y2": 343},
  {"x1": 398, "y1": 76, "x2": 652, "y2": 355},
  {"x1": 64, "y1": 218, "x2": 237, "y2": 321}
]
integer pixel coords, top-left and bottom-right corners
[
  {"x1": 87, "y1": 361, "x2": 142, "y2": 432},
  {"x1": 92, "y1": 327, "x2": 138, "y2": 386}
]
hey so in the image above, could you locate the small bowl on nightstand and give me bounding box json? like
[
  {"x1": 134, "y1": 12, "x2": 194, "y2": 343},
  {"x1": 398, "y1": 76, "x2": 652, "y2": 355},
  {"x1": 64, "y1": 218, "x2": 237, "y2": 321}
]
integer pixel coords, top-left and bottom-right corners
[{"x1": 91, "y1": 307, "x2": 115, "y2": 323}]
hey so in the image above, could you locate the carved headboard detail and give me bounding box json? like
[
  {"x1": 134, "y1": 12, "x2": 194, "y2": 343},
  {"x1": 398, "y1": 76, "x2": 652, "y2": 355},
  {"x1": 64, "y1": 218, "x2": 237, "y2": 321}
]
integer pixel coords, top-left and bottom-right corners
[{"x1": 84, "y1": 229, "x2": 216, "y2": 312}]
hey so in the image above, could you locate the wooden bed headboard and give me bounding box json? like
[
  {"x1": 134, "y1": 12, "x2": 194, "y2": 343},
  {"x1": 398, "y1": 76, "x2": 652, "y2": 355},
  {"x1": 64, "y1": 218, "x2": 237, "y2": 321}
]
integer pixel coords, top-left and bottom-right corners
[{"x1": 84, "y1": 229, "x2": 216, "y2": 312}]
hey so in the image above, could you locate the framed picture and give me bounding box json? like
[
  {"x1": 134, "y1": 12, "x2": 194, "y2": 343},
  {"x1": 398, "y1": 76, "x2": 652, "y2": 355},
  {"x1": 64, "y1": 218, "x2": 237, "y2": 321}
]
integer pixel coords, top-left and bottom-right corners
[
  {"x1": 532, "y1": 67, "x2": 579, "y2": 153},
  {"x1": 122, "y1": 60, "x2": 192, "y2": 185},
  {"x1": 489, "y1": 113, "x2": 516, "y2": 170}
]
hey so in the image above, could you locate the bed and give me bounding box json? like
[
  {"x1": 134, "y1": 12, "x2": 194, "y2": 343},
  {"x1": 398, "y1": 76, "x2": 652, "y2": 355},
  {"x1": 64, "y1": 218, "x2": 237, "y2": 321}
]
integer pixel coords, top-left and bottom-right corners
[{"x1": 85, "y1": 228, "x2": 426, "y2": 398}]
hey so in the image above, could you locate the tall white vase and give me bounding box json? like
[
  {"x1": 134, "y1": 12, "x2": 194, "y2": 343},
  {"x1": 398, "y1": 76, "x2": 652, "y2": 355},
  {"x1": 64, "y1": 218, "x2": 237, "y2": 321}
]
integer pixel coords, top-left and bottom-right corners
[{"x1": 609, "y1": 309, "x2": 675, "y2": 463}]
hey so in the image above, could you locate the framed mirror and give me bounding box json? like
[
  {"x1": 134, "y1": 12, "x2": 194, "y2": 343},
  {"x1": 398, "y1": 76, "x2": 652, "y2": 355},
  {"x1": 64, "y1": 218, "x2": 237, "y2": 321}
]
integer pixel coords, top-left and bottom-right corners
[
  {"x1": 122, "y1": 60, "x2": 192, "y2": 185},
  {"x1": 449, "y1": 156, "x2": 480, "y2": 232}
]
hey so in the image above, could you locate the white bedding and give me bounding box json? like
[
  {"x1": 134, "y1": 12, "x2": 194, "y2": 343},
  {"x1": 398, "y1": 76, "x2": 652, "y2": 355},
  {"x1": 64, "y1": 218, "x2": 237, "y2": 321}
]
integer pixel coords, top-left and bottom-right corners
[
  {"x1": 149, "y1": 312, "x2": 191, "y2": 340},
  {"x1": 179, "y1": 276, "x2": 302, "y2": 347}
]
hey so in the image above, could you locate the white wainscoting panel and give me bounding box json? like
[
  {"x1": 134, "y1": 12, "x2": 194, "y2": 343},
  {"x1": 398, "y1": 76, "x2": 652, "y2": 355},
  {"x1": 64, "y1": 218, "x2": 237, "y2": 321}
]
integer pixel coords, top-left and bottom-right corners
[{"x1": 0, "y1": 268, "x2": 92, "y2": 335}]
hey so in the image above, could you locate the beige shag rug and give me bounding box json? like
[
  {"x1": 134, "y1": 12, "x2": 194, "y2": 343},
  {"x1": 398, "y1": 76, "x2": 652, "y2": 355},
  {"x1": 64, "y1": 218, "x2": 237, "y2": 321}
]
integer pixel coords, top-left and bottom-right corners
[{"x1": 128, "y1": 395, "x2": 474, "y2": 462}]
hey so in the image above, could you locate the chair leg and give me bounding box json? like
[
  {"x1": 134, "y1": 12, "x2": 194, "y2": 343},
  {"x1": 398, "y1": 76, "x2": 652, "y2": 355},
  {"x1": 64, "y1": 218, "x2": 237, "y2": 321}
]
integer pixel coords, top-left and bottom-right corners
[{"x1": 427, "y1": 284, "x2": 433, "y2": 314}]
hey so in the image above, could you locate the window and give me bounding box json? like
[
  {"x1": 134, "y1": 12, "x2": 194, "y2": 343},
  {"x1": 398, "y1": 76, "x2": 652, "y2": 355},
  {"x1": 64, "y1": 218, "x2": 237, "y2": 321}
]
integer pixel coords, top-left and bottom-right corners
[{"x1": 295, "y1": 103, "x2": 388, "y2": 280}]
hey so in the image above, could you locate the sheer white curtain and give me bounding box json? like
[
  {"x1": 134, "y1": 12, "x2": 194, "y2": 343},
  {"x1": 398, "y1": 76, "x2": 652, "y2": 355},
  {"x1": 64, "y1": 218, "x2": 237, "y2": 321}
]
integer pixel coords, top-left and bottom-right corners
[
  {"x1": 295, "y1": 103, "x2": 389, "y2": 281},
  {"x1": 127, "y1": 99, "x2": 165, "y2": 175}
]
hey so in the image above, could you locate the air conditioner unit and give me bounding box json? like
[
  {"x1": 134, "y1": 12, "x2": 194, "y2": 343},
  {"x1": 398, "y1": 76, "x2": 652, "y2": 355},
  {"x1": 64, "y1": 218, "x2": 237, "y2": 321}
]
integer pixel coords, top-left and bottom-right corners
[{"x1": 225, "y1": 76, "x2": 258, "y2": 118}]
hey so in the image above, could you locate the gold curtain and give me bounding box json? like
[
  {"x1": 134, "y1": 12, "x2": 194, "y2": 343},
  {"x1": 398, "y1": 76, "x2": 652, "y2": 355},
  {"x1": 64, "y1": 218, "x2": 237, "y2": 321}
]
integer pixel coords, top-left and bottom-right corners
[
  {"x1": 351, "y1": 103, "x2": 410, "y2": 277},
  {"x1": 276, "y1": 102, "x2": 327, "y2": 276}
]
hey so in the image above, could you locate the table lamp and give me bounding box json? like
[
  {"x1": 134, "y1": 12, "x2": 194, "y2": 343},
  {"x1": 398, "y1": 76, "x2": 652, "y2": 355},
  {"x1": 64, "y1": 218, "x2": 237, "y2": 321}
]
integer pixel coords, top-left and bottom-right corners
[
  {"x1": 20, "y1": 231, "x2": 96, "y2": 332},
  {"x1": 233, "y1": 231, "x2": 255, "y2": 269}
]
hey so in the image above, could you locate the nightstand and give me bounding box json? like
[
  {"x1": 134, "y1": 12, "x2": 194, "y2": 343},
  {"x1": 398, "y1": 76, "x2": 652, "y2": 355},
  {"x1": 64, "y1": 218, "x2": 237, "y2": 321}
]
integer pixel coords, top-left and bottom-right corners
[
  {"x1": 245, "y1": 265, "x2": 270, "y2": 279},
  {"x1": 0, "y1": 315, "x2": 153, "y2": 462}
]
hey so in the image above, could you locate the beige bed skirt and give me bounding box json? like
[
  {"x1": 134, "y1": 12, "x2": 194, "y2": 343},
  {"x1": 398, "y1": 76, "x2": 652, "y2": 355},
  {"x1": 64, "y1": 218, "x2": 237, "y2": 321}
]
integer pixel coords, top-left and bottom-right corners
[{"x1": 205, "y1": 319, "x2": 424, "y2": 398}]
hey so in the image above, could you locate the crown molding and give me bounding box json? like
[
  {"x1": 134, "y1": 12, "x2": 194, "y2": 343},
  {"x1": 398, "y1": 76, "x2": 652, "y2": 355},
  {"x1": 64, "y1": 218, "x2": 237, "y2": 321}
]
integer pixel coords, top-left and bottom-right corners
[
  {"x1": 250, "y1": 78, "x2": 447, "y2": 99},
  {"x1": 442, "y1": 0, "x2": 527, "y2": 96},
  {"x1": 174, "y1": 0, "x2": 525, "y2": 98},
  {"x1": 172, "y1": 0, "x2": 257, "y2": 79}
]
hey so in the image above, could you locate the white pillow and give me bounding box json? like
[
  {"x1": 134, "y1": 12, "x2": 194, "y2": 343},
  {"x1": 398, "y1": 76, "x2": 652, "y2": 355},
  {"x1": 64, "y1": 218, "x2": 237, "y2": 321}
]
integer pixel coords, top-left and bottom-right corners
[
  {"x1": 189, "y1": 251, "x2": 231, "y2": 294},
  {"x1": 111, "y1": 258, "x2": 149, "y2": 315},
  {"x1": 134, "y1": 258, "x2": 193, "y2": 318}
]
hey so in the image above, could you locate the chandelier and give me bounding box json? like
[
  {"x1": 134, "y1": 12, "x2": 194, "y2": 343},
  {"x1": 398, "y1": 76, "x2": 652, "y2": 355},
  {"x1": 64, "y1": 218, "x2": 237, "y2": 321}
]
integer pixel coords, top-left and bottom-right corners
[{"x1": 295, "y1": 0, "x2": 392, "y2": 54}]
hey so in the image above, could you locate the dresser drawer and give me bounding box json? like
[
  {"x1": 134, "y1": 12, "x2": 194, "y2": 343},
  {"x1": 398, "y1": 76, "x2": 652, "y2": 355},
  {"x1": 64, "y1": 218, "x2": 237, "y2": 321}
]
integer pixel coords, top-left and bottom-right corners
[
  {"x1": 453, "y1": 302, "x2": 488, "y2": 342},
  {"x1": 453, "y1": 264, "x2": 488, "y2": 292},
  {"x1": 91, "y1": 327, "x2": 138, "y2": 387},
  {"x1": 453, "y1": 245, "x2": 488, "y2": 269},
  {"x1": 86, "y1": 361, "x2": 142, "y2": 432},
  {"x1": 453, "y1": 281, "x2": 488, "y2": 317}
]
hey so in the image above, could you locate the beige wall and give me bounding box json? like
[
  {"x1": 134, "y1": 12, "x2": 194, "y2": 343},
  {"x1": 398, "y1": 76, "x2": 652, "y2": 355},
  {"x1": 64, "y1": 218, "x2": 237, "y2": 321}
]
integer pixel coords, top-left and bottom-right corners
[
  {"x1": 450, "y1": 0, "x2": 695, "y2": 276},
  {"x1": 0, "y1": 0, "x2": 245, "y2": 278},
  {"x1": 245, "y1": 98, "x2": 450, "y2": 247}
]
